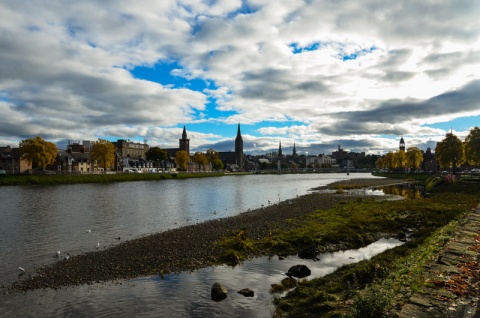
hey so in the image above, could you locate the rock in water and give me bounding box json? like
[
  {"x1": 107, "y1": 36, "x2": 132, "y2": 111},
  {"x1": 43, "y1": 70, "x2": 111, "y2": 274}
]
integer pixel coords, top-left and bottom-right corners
[
  {"x1": 211, "y1": 282, "x2": 228, "y2": 301},
  {"x1": 281, "y1": 277, "x2": 297, "y2": 289},
  {"x1": 286, "y1": 264, "x2": 311, "y2": 278},
  {"x1": 237, "y1": 288, "x2": 254, "y2": 297}
]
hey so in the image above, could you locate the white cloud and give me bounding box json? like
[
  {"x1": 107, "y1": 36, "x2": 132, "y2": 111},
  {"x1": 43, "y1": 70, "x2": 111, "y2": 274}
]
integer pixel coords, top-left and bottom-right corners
[{"x1": 1, "y1": 0, "x2": 479, "y2": 155}]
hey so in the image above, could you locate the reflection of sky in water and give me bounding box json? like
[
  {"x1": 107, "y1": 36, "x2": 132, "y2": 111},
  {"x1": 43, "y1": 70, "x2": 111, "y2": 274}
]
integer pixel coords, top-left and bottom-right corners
[
  {"x1": 1, "y1": 238, "x2": 402, "y2": 317},
  {"x1": 364, "y1": 189, "x2": 386, "y2": 196}
]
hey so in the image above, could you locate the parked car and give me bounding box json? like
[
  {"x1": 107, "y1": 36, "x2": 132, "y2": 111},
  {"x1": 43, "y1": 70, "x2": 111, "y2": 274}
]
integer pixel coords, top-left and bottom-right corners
[{"x1": 0, "y1": 169, "x2": 6, "y2": 175}]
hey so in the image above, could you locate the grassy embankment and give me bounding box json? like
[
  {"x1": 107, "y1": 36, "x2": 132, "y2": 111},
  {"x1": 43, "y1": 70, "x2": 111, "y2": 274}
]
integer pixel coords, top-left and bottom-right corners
[
  {"x1": 214, "y1": 174, "x2": 480, "y2": 317},
  {"x1": 0, "y1": 171, "x2": 227, "y2": 186}
]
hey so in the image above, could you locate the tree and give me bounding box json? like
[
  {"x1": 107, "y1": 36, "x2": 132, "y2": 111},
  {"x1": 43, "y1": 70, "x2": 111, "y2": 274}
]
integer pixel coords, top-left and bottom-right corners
[
  {"x1": 383, "y1": 152, "x2": 395, "y2": 170},
  {"x1": 435, "y1": 132, "x2": 465, "y2": 172},
  {"x1": 19, "y1": 136, "x2": 58, "y2": 170},
  {"x1": 146, "y1": 147, "x2": 168, "y2": 164},
  {"x1": 465, "y1": 126, "x2": 480, "y2": 165},
  {"x1": 375, "y1": 157, "x2": 383, "y2": 169},
  {"x1": 193, "y1": 152, "x2": 208, "y2": 170},
  {"x1": 205, "y1": 148, "x2": 223, "y2": 170},
  {"x1": 175, "y1": 150, "x2": 190, "y2": 170},
  {"x1": 406, "y1": 147, "x2": 424, "y2": 170},
  {"x1": 206, "y1": 148, "x2": 219, "y2": 162},
  {"x1": 90, "y1": 139, "x2": 116, "y2": 171},
  {"x1": 393, "y1": 150, "x2": 406, "y2": 170},
  {"x1": 212, "y1": 158, "x2": 224, "y2": 170}
]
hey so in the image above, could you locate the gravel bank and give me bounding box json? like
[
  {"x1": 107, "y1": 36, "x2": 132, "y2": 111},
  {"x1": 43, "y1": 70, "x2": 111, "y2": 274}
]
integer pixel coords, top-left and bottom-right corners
[{"x1": 6, "y1": 177, "x2": 406, "y2": 292}]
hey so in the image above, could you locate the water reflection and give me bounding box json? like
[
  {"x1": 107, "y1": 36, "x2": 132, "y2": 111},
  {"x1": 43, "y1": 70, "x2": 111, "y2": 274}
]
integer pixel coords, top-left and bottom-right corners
[
  {"x1": 0, "y1": 238, "x2": 402, "y2": 318},
  {"x1": 378, "y1": 184, "x2": 425, "y2": 199}
]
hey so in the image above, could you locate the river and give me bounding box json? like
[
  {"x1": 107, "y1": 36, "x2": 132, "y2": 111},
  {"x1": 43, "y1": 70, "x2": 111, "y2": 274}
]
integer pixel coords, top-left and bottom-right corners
[{"x1": 0, "y1": 173, "x2": 392, "y2": 317}]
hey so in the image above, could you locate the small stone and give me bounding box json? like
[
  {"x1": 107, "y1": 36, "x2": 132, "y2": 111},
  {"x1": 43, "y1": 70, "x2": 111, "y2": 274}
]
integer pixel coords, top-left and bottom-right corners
[
  {"x1": 237, "y1": 288, "x2": 254, "y2": 297},
  {"x1": 211, "y1": 282, "x2": 228, "y2": 301}
]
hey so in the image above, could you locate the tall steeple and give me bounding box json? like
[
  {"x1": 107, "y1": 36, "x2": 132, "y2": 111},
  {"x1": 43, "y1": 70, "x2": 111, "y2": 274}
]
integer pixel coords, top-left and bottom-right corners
[
  {"x1": 179, "y1": 125, "x2": 190, "y2": 154},
  {"x1": 399, "y1": 137, "x2": 405, "y2": 152},
  {"x1": 278, "y1": 141, "x2": 283, "y2": 157},
  {"x1": 292, "y1": 142, "x2": 297, "y2": 158},
  {"x1": 235, "y1": 124, "x2": 244, "y2": 168}
]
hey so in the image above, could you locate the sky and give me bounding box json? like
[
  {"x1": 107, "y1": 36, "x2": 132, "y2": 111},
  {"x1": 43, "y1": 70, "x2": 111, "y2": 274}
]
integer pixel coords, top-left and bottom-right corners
[{"x1": 1, "y1": 1, "x2": 480, "y2": 156}]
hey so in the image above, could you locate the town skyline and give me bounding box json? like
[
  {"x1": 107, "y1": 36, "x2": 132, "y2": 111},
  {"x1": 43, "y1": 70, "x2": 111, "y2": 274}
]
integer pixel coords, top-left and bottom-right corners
[{"x1": 1, "y1": 2, "x2": 479, "y2": 155}]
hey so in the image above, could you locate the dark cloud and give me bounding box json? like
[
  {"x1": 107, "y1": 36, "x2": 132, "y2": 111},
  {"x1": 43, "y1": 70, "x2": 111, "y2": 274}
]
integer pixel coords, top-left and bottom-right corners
[{"x1": 325, "y1": 80, "x2": 480, "y2": 131}]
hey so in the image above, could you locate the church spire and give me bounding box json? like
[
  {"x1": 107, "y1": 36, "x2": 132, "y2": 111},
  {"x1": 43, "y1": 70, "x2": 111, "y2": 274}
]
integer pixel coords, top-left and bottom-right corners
[
  {"x1": 235, "y1": 124, "x2": 244, "y2": 169},
  {"x1": 179, "y1": 125, "x2": 190, "y2": 154},
  {"x1": 278, "y1": 140, "x2": 283, "y2": 157},
  {"x1": 182, "y1": 125, "x2": 187, "y2": 139},
  {"x1": 236, "y1": 123, "x2": 242, "y2": 141},
  {"x1": 292, "y1": 142, "x2": 297, "y2": 157}
]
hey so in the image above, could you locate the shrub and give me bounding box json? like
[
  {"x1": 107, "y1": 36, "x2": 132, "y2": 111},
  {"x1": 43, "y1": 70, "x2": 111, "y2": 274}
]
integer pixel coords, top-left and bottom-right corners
[{"x1": 350, "y1": 284, "x2": 391, "y2": 318}]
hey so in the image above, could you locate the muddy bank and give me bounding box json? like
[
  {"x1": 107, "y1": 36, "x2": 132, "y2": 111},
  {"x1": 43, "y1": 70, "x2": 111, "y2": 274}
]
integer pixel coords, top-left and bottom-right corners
[{"x1": 5, "y1": 177, "x2": 406, "y2": 293}]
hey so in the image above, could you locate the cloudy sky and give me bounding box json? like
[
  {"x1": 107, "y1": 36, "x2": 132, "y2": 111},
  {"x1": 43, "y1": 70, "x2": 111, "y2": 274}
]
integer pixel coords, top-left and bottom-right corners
[{"x1": 1, "y1": 0, "x2": 479, "y2": 156}]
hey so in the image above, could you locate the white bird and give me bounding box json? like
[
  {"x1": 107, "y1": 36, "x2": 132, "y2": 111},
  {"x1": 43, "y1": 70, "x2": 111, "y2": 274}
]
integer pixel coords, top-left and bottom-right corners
[
  {"x1": 18, "y1": 266, "x2": 25, "y2": 272},
  {"x1": 96, "y1": 242, "x2": 100, "y2": 249},
  {"x1": 86, "y1": 229, "x2": 91, "y2": 233},
  {"x1": 56, "y1": 250, "x2": 61, "y2": 257}
]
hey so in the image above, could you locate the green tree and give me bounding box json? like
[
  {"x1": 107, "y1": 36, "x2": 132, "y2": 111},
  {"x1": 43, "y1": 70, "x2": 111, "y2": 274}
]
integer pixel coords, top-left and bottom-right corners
[
  {"x1": 406, "y1": 147, "x2": 424, "y2": 170},
  {"x1": 465, "y1": 126, "x2": 480, "y2": 165},
  {"x1": 435, "y1": 132, "x2": 465, "y2": 172},
  {"x1": 212, "y1": 158, "x2": 224, "y2": 170},
  {"x1": 193, "y1": 152, "x2": 209, "y2": 170},
  {"x1": 90, "y1": 139, "x2": 116, "y2": 171},
  {"x1": 175, "y1": 150, "x2": 190, "y2": 170},
  {"x1": 146, "y1": 146, "x2": 168, "y2": 164},
  {"x1": 19, "y1": 136, "x2": 58, "y2": 170},
  {"x1": 205, "y1": 148, "x2": 223, "y2": 170},
  {"x1": 206, "y1": 148, "x2": 219, "y2": 162}
]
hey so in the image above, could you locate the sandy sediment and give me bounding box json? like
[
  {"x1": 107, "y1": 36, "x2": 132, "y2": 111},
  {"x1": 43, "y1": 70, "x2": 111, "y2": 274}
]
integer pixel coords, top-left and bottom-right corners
[{"x1": 6, "y1": 177, "x2": 405, "y2": 292}]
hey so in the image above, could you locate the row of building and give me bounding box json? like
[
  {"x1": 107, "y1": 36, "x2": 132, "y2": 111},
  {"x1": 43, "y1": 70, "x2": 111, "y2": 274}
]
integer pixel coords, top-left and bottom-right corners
[{"x1": 0, "y1": 126, "x2": 433, "y2": 174}]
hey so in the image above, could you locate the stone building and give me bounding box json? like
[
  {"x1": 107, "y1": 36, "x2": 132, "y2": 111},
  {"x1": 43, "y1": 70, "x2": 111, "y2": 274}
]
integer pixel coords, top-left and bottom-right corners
[{"x1": 0, "y1": 146, "x2": 32, "y2": 174}]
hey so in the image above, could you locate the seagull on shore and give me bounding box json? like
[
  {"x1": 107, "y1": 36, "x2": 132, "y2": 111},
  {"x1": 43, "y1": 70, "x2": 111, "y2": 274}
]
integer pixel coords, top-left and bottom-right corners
[
  {"x1": 86, "y1": 229, "x2": 91, "y2": 233},
  {"x1": 56, "y1": 250, "x2": 61, "y2": 257}
]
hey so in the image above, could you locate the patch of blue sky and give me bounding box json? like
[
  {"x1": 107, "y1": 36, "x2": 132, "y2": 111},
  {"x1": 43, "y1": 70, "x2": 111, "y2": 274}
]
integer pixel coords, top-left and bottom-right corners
[
  {"x1": 185, "y1": 120, "x2": 305, "y2": 139},
  {"x1": 130, "y1": 61, "x2": 211, "y2": 92},
  {"x1": 289, "y1": 42, "x2": 320, "y2": 54},
  {"x1": 423, "y1": 115, "x2": 480, "y2": 132},
  {"x1": 340, "y1": 46, "x2": 377, "y2": 61},
  {"x1": 290, "y1": 41, "x2": 377, "y2": 61},
  {"x1": 227, "y1": 0, "x2": 259, "y2": 19}
]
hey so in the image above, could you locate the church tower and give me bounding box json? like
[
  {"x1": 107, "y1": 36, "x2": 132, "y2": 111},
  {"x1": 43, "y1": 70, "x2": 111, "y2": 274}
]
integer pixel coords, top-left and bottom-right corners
[
  {"x1": 278, "y1": 141, "x2": 283, "y2": 158},
  {"x1": 292, "y1": 142, "x2": 297, "y2": 158},
  {"x1": 235, "y1": 124, "x2": 244, "y2": 168},
  {"x1": 179, "y1": 125, "x2": 190, "y2": 154},
  {"x1": 399, "y1": 137, "x2": 405, "y2": 152}
]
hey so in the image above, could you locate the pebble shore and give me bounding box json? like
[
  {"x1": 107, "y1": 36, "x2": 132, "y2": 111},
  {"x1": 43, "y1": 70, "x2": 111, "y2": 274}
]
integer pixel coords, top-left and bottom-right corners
[{"x1": 7, "y1": 177, "x2": 404, "y2": 292}]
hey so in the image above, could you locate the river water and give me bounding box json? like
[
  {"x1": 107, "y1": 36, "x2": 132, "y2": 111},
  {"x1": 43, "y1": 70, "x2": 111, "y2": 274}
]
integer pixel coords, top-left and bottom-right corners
[{"x1": 0, "y1": 173, "x2": 394, "y2": 317}]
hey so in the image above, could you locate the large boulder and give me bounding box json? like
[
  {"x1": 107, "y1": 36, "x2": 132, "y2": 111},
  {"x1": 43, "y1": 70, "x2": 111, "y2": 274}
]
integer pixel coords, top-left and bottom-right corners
[
  {"x1": 211, "y1": 282, "x2": 228, "y2": 301},
  {"x1": 286, "y1": 264, "x2": 311, "y2": 278}
]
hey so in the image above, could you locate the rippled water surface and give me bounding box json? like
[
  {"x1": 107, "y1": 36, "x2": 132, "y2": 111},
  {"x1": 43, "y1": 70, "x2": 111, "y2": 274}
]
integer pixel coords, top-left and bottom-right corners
[{"x1": 0, "y1": 173, "x2": 385, "y2": 317}]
